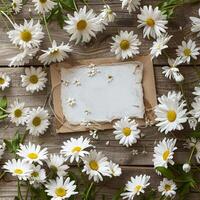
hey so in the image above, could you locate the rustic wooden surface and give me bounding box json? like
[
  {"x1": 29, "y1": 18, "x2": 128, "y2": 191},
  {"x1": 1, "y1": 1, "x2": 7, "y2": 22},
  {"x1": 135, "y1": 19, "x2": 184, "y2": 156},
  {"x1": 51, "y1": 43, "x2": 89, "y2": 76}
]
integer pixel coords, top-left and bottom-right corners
[{"x1": 1, "y1": 0, "x2": 200, "y2": 199}]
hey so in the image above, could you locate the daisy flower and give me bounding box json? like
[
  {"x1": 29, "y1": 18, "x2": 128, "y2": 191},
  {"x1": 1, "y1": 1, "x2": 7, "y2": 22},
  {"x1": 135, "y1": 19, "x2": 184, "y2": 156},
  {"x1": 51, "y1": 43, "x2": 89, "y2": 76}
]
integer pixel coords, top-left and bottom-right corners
[
  {"x1": 8, "y1": 48, "x2": 38, "y2": 67},
  {"x1": 111, "y1": 31, "x2": 141, "y2": 60},
  {"x1": 162, "y1": 57, "x2": 184, "y2": 82},
  {"x1": 64, "y1": 6, "x2": 103, "y2": 44},
  {"x1": 0, "y1": 72, "x2": 11, "y2": 90},
  {"x1": 0, "y1": 143, "x2": 5, "y2": 160},
  {"x1": 11, "y1": 0, "x2": 22, "y2": 14},
  {"x1": 190, "y1": 9, "x2": 200, "y2": 37},
  {"x1": 7, "y1": 19, "x2": 44, "y2": 49},
  {"x1": 29, "y1": 165, "x2": 46, "y2": 186},
  {"x1": 158, "y1": 178, "x2": 177, "y2": 197},
  {"x1": 8, "y1": 100, "x2": 29, "y2": 126},
  {"x1": 46, "y1": 154, "x2": 69, "y2": 177},
  {"x1": 155, "y1": 91, "x2": 188, "y2": 134},
  {"x1": 108, "y1": 161, "x2": 122, "y2": 177},
  {"x1": 3, "y1": 159, "x2": 32, "y2": 180},
  {"x1": 26, "y1": 107, "x2": 50, "y2": 136},
  {"x1": 150, "y1": 34, "x2": 172, "y2": 59},
  {"x1": 176, "y1": 40, "x2": 200, "y2": 64},
  {"x1": 17, "y1": 142, "x2": 48, "y2": 165},
  {"x1": 60, "y1": 136, "x2": 93, "y2": 163},
  {"x1": 32, "y1": 0, "x2": 56, "y2": 14},
  {"x1": 100, "y1": 4, "x2": 116, "y2": 23},
  {"x1": 137, "y1": 6, "x2": 168, "y2": 39},
  {"x1": 121, "y1": 174, "x2": 150, "y2": 200},
  {"x1": 45, "y1": 176, "x2": 77, "y2": 200},
  {"x1": 21, "y1": 66, "x2": 47, "y2": 93},
  {"x1": 190, "y1": 97, "x2": 200, "y2": 121},
  {"x1": 39, "y1": 40, "x2": 72, "y2": 65},
  {"x1": 113, "y1": 117, "x2": 140, "y2": 147},
  {"x1": 121, "y1": 0, "x2": 141, "y2": 14},
  {"x1": 82, "y1": 150, "x2": 111, "y2": 183},
  {"x1": 153, "y1": 138, "x2": 177, "y2": 169}
]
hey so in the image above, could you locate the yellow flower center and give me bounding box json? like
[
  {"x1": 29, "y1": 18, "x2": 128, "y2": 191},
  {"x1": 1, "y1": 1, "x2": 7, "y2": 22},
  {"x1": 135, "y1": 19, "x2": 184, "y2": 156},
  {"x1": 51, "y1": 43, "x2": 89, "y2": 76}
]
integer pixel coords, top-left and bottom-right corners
[
  {"x1": 72, "y1": 146, "x2": 81, "y2": 153},
  {"x1": 146, "y1": 18, "x2": 155, "y2": 27},
  {"x1": 20, "y1": 29, "x2": 32, "y2": 42},
  {"x1": 14, "y1": 109, "x2": 22, "y2": 118},
  {"x1": 29, "y1": 75, "x2": 38, "y2": 84},
  {"x1": 77, "y1": 20, "x2": 87, "y2": 31},
  {"x1": 183, "y1": 48, "x2": 191, "y2": 56},
  {"x1": 89, "y1": 160, "x2": 99, "y2": 170},
  {"x1": 39, "y1": 0, "x2": 47, "y2": 3},
  {"x1": 120, "y1": 40, "x2": 130, "y2": 50},
  {"x1": 12, "y1": 2, "x2": 16, "y2": 8},
  {"x1": 50, "y1": 48, "x2": 59, "y2": 55},
  {"x1": 28, "y1": 152, "x2": 38, "y2": 159},
  {"x1": 135, "y1": 185, "x2": 142, "y2": 192},
  {"x1": 14, "y1": 168, "x2": 23, "y2": 175},
  {"x1": 31, "y1": 171, "x2": 39, "y2": 177},
  {"x1": 32, "y1": 117, "x2": 41, "y2": 127},
  {"x1": 162, "y1": 150, "x2": 170, "y2": 161},
  {"x1": 0, "y1": 77, "x2": 5, "y2": 85},
  {"x1": 167, "y1": 110, "x2": 177, "y2": 122},
  {"x1": 165, "y1": 184, "x2": 171, "y2": 191},
  {"x1": 122, "y1": 127, "x2": 131, "y2": 136},
  {"x1": 55, "y1": 187, "x2": 67, "y2": 197}
]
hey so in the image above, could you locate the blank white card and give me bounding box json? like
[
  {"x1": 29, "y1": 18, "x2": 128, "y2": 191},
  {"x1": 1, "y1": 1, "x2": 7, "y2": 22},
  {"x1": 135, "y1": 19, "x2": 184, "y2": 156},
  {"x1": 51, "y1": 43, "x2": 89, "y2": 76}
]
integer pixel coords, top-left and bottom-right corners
[{"x1": 61, "y1": 62, "x2": 145, "y2": 125}]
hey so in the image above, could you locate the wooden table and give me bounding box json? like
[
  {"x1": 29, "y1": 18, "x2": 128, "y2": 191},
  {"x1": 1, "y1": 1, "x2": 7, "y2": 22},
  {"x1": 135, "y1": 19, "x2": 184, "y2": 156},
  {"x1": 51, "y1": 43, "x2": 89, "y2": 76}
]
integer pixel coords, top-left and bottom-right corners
[{"x1": 0, "y1": 0, "x2": 200, "y2": 199}]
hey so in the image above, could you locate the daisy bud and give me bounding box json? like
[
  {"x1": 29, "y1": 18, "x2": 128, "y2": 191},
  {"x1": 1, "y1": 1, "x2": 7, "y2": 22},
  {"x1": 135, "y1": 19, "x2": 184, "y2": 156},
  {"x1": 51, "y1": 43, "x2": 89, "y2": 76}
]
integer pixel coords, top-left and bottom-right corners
[
  {"x1": 182, "y1": 163, "x2": 191, "y2": 173},
  {"x1": 173, "y1": 71, "x2": 184, "y2": 83},
  {"x1": 188, "y1": 117, "x2": 197, "y2": 130}
]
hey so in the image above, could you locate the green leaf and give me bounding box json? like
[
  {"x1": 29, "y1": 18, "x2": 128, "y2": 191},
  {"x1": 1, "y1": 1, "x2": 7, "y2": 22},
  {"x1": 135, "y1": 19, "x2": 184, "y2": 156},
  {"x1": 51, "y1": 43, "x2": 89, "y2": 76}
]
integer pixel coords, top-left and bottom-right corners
[
  {"x1": 112, "y1": 187, "x2": 124, "y2": 200},
  {"x1": 60, "y1": 0, "x2": 77, "y2": 10},
  {"x1": 0, "y1": 96, "x2": 7, "y2": 117},
  {"x1": 156, "y1": 167, "x2": 175, "y2": 180}
]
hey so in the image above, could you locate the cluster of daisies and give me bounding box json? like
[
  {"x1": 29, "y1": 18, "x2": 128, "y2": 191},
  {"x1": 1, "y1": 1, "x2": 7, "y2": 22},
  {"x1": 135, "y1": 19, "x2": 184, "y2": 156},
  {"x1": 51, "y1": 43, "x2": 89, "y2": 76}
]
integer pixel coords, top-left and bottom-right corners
[{"x1": 2, "y1": 137, "x2": 122, "y2": 199}]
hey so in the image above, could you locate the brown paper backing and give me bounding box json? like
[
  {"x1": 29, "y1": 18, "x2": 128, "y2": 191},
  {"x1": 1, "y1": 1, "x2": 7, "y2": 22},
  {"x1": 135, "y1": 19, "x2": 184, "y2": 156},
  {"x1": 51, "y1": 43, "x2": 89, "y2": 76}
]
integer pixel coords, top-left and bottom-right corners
[{"x1": 50, "y1": 55, "x2": 157, "y2": 133}]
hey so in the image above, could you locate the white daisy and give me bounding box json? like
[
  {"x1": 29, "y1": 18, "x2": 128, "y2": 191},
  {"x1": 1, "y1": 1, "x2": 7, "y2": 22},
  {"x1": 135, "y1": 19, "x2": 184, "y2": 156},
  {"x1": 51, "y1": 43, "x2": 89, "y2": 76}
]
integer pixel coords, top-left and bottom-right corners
[
  {"x1": 26, "y1": 107, "x2": 50, "y2": 136},
  {"x1": 155, "y1": 91, "x2": 188, "y2": 134},
  {"x1": 21, "y1": 66, "x2": 47, "y2": 93},
  {"x1": 8, "y1": 100, "x2": 29, "y2": 126},
  {"x1": 0, "y1": 142, "x2": 5, "y2": 160},
  {"x1": 8, "y1": 48, "x2": 39, "y2": 67},
  {"x1": 100, "y1": 5, "x2": 116, "y2": 23},
  {"x1": 29, "y1": 165, "x2": 46, "y2": 186},
  {"x1": 7, "y1": 19, "x2": 44, "y2": 49},
  {"x1": 188, "y1": 117, "x2": 197, "y2": 130},
  {"x1": 121, "y1": 174, "x2": 150, "y2": 200},
  {"x1": 108, "y1": 161, "x2": 122, "y2": 177},
  {"x1": 17, "y1": 142, "x2": 48, "y2": 165},
  {"x1": 113, "y1": 117, "x2": 140, "y2": 147},
  {"x1": 39, "y1": 40, "x2": 72, "y2": 65},
  {"x1": 0, "y1": 72, "x2": 11, "y2": 90},
  {"x1": 121, "y1": 0, "x2": 141, "y2": 14},
  {"x1": 82, "y1": 150, "x2": 111, "y2": 183},
  {"x1": 176, "y1": 40, "x2": 200, "y2": 64},
  {"x1": 193, "y1": 84, "x2": 200, "y2": 96},
  {"x1": 190, "y1": 9, "x2": 200, "y2": 37},
  {"x1": 162, "y1": 57, "x2": 184, "y2": 82},
  {"x1": 11, "y1": 0, "x2": 22, "y2": 14},
  {"x1": 182, "y1": 163, "x2": 191, "y2": 173},
  {"x1": 137, "y1": 6, "x2": 168, "y2": 39},
  {"x1": 153, "y1": 138, "x2": 177, "y2": 169},
  {"x1": 64, "y1": 6, "x2": 103, "y2": 44},
  {"x1": 46, "y1": 154, "x2": 69, "y2": 177},
  {"x1": 32, "y1": 0, "x2": 56, "y2": 14},
  {"x1": 3, "y1": 159, "x2": 32, "y2": 180},
  {"x1": 45, "y1": 176, "x2": 77, "y2": 200},
  {"x1": 158, "y1": 178, "x2": 177, "y2": 197},
  {"x1": 111, "y1": 31, "x2": 141, "y2": 60},
  {"x1": 60, "y1": 136, "x2": 93, "y2": 163},
  {"x1": 190, "y1": 97, "x2": 200, "y2": 121},
  {"x1": 150, "y1": 34, "x2": 172, "y2": 59}
]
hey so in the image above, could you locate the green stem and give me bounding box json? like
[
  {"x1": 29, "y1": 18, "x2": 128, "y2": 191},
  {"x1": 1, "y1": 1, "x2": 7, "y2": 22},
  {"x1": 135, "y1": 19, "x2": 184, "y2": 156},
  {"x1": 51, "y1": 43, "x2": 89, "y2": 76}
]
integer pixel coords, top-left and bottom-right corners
[
  {"x1": 84, "y1": 182, "x2": 94, "y2": 200},
  {"x1": 188, "y1": 144, "x2": 196, "y2": 163},
  {"x1": 17, "y1": 179, "x2": 23, "y2": 200},
  {"x1": 0, "y1": 106, "x2": 8, "y2": 113},
  {"x1": 178, "y1": 83, "x2": 190, "y2": 110},
  {"x1": 42, "y1": 12, "x2": 52, "y2": 44},
  {"x1": 25, "y1": 182, "x2": 30, "y2": 200},
  {"x1": 0, "y1": 171, "x2": 5, "y2": 180}
]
